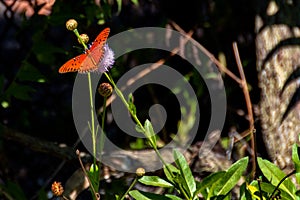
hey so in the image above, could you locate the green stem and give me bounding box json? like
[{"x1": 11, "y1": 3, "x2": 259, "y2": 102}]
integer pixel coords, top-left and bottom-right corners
[
  {"x1": 71, "y1": 28, "x2": 100, "y2": 200},
  {"x1": 104, "y1": 72, "x2": 144, "y2": 131},
  {"x1": 98, "y1": 97, "x2": 107, "y2": 159},
  {"x1": 87, "y1": 72, "x2": 97, "y2": 164},
  {"x1": 104, "y1": 72, "x2": 192, "y2": 198},
  {"x1": 73, "y1": 28, "x2": 97, "y2": 164},
  {"x1": 73, "y1": 29, "x2": 88, "y2": 50},
  {"x1": 104, "y1": 73, "x2": 177, "y2": 182},
  {"x1": 119, "y1": 177, "x2": 138, "y2": 200}
]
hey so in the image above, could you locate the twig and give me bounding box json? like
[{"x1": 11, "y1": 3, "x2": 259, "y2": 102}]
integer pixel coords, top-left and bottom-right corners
[
  {"x1": 269, "y1": 169, "x2": 295, "y2": 200},
  {"x1": 1, "y1": 125, "x2": 76, "y2": 160},
  {"x1": 170, "y1": 21, "x2": 242, "y2": 85},
  {"x1": 76, "y1": 150, "x2": 100, "y2": 200},
  {"x1": 232, "y1": 42, "x2": 256, "y2": 178},
  {"x1": 232, "y1": 43, "x2": 254, "y2": 128}
]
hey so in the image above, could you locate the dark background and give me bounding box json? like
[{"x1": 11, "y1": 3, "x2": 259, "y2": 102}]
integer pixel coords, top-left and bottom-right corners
[{"x1": 0, "y1": 0, "x2": 278, "y2": 199}]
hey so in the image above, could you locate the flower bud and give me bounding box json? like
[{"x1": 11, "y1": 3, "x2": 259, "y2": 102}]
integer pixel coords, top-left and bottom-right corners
[
  {"x1": 136, "y1": 167, "x2": 145, "y2": 177},
  {"x1": 51, "y1": 181, "x2": 64, "y2": 196},
  {"x1": 66, "y1": 19, "x2": 78, "y2": 31},
  {"x1": 78, "y1": 33, "x2": 89, "y2": 44},
  {"x1": 98, "y1": 83, "x2": 113, "y2": 97}
]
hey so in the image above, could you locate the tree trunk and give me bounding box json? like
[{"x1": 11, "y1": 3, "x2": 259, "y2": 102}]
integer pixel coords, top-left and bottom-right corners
[{"x1": 255, "y1": 1, "x2": 300, "y2": 170}]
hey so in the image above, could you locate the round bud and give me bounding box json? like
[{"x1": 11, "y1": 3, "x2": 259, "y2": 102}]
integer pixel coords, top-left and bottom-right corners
[
  {"x1": 98, "y1": 83, "x2": 113, "y2": 97},
  {"x1": 66, "y1": 19, "x2": 78, "y2": 31},
  {"x1": 51, "y1": 181, "x2": 64, "y2": 196},
  {"x1": 78, "y1": 33, "x2": 89, "y2": 44},
  {"x1": 136, "y1": 167, "x2": 145, "y2": 177}
]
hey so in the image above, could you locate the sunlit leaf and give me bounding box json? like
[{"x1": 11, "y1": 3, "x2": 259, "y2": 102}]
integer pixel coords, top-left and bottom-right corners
[
  {"x1": 292, "y1": 143, "x2": 300, "y2": 185},
  {"x1": 129, "y1": 190, "x2": 175, "y2": 200},
  {"x1": 173, "y1": 149, "x2": 196, "y2": 197},
  {"x1": 139, "y1": 176, "x2": 174, "y2": 188},
  {"x1": 195, "y1": 171, "x2": 225, "y2": 198},
  {"x1": 258, "y1": 157, "x2": 296, "y2": 199},
  {"x1": 213, "y1": 157, "x2": 248, "y2": 196}
]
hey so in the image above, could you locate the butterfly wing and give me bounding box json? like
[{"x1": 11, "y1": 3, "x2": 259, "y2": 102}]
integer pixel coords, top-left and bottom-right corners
[
  {"x1": 59, "y1": 54, "x2": 87, "y2": 73},
  {"x1": 79, "y1": 28, "x2": 110, "y2": 73},
  {"x1": 59, "y1": 28, "x2": 111, "y2": 74},
  {"x1": 89, "y1": 28, "x2": 110, "y2": 51}
]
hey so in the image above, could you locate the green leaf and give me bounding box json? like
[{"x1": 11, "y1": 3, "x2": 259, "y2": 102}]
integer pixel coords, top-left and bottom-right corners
[
  {"x1": 130, "y1": 138, "x2": 146, "y2": 150},
  {"x1": 128, "y1": 93, "x2": 136, "y2": 115},
  {"x1": 37, "y1": 188, "x2": 48, "y2": 200},
  {"x1": 250, "y1": 180, "x2": 296, "y2": 200},
  {"x1": 292, "y1": 143, "x2": 300, "y2": 184},
  {"x1": 6, "y1": 82, "x2": 35, "y2": 101},
  {"x1": 239, "y1": 182, "x2": 252, "y2": 200},
  {"x1": 116, "y1": 0, "x2": 122, "y2": 14},
  {"x1": 173, "y1": 149, "x2": 196, "y2": 197},
  {"x1": 164, "y1": 194, "x2": 182, "y2": 200},
  {"x1": 129, "y1": 190, "x2": 176, "y2": 200},
  {"x1": 0, "y1": 181, "x2": 27, "y2": 200},
  {"x1": 163, "y1": 164, "x2": 180, "y2": 184},
  {"x1": 87, "y1": 163, "x2": 100, "y2": 193},
  {"x1": 135, "y1": 124, "x2": 144, "y2": 133},
  {"x1": 213, "y1": 157, "x2": 248, "y2": 196},
  {"x1": 257, "y1": 157, "x2": 296, "y2": 199},
  {"x1": 139, "y1": 176, "x2": 174, "y2": 188},
  {"x1": 130, "y1": 0, "x2": 139, "y2": 6},
  {"x1": 144, "y1": 119, "x2": 157, "y2": 148},
  {"x1": 195, "y1": 171, "x2": 225, "y2": 198},
  {"x1": 17, "y1": 62, "x2": 46, "y2": 82}
]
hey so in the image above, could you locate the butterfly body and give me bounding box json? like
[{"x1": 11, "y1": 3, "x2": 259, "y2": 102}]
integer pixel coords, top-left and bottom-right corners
[{"x1": 59, "y1": 28, "x2": 110, "y2": 73}]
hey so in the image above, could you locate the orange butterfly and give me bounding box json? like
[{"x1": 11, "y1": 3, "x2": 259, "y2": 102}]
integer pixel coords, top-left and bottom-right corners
[{"x1": 59, "y1": 28, "x2": 110, "y2": 73}]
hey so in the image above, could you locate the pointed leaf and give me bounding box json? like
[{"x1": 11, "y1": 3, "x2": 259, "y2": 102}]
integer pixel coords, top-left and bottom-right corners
[
  {"x1": 163, "y1": 164, "x2": 179, "y2": 184},
  {"x1": 144, "y1": 119, "x2": 157, "y2": 148},
  {"x1": 135, "y1": 124, "x2": 144, "y2": 133},
  {"x1": 257, "y1": 157, "x2": 296, "y2": 198},
  {"x1": 173, "y1": 149, "x2": 196, "y2": 197},
  {"x1": 129, "y1": 190, "x2": 176, "y2": 200},
  {"x1": 130, "y1": 0, "x2": 139, "y2": 5},
  {"x1": 250, "y1": 180, "x2": 295, "y2": 200},
  {"x1": 195, "y1": 171, "x2": 225, "y2": 198},
  {"x1": 292, "y1": 144, "x2": 300, "y2": 185},
  {"x1": 128, "y1": 93, "x2": 136, "y2": 116},
  {"x1": 17, "y1": 62, "x2": 46, "y2": 82},
  {"x1": 116, "y1": 0, "x2": 122, "y2": 14},
  {"x1": 239, "y1": 182, "x2": 252, "y2": 200},
  {"x1": 0, "y1": 181, "x2": 27, "y2": 200},
  {"x1": 164, "y1": 194, "x2": 182, "y2": 200},
  {"x1": 6, "y1": 82, "x2": 35, "y2": 101},
  {"x1": 214, "y1": 157, "x2": 248, "y2": 196},
  {"x1": 139, "y1": 176, "x2": 174, "y2": 188},
  {"x1": 87, "y1": 163, "x2": 100, "y2": 193}
]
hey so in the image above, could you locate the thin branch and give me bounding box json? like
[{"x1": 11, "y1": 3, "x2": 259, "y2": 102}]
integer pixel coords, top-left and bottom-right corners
[
  {"x1": 232, "y1": 42, "x2": 256, "y2": 179},
  {"x1": 232, "y1": 42, "x2": 254, "y2": 128},
  {"x1": 1, "y1": 125, "x2": 76, "y2": 160},
  {"x1": 170, "y1": 21, "x2": 243, "y2": 85}
]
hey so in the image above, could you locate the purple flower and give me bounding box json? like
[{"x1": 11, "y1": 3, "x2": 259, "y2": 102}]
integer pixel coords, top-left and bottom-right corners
[{"x1": 98, "y1": 44, "x2": 115, "y2": 73}]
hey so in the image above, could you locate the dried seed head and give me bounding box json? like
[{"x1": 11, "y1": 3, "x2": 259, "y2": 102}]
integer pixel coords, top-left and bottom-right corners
[
  {"x1": 136, "y1": 167, "x2": 145, "y2": 177},
  {"x1": 66, "y1": 19, "x2": 78, "y2": 31},
  {"x1": 98, "y1": 83, "x2": 113, "y2": 97},
  {"x1": 78, "y1": 33, "x2": 89, "y2": 44},
  {"x1": 51, "y1": 181, "x2": 64, "y2": 196}
]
